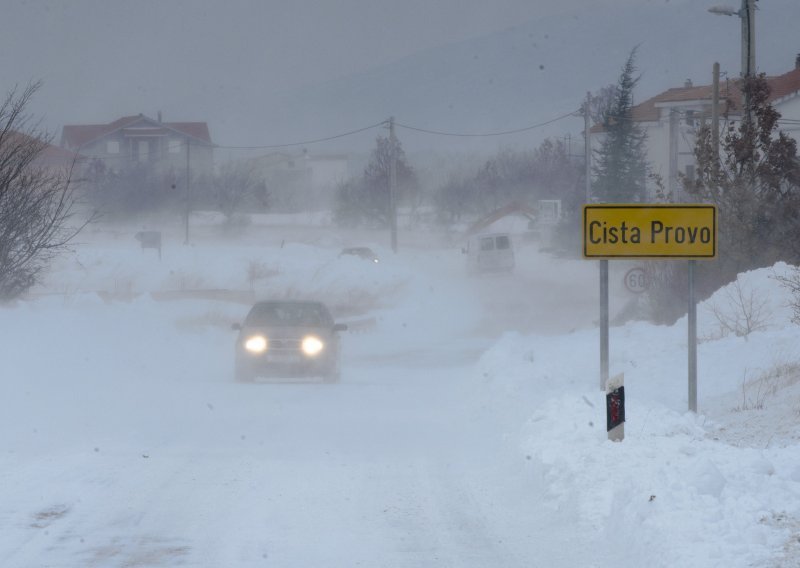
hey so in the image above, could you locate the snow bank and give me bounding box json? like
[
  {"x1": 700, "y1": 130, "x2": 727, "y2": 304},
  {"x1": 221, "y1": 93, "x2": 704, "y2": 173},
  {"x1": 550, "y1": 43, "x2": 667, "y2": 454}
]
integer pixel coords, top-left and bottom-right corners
[{"x1": 471, "y1": 261, "x2": 800, "y2": 567}]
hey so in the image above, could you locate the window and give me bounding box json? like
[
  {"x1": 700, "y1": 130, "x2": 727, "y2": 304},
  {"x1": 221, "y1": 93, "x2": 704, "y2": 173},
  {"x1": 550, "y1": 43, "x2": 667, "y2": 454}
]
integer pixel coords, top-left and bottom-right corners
[
  {"x1": 538, "y1": 199, "x2": 561, "y2": 221},
  {"x1": 245, "y1": 302, "x2": 331, "y2": 326},
  {"x1": 168, "y1": 139, "x2": 182, "y2": 153},
  {"x1": 685, "y1": 164, "x2": 695, "y2": 182},
  {"x1": 495, "y1": 235, "x2": 511, "y2": 250},
  {"x1": 106, "y1": 140, "x2": 119, "y2": 154},
  {"x1": 480, "y1": 237, "x2": 495, "y2": 251}
]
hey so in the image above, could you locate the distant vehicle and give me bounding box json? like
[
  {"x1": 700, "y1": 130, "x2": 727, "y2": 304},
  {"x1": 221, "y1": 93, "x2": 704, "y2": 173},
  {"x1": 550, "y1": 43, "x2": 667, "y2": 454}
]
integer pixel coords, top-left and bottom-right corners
[
  {"x1": 463, "y1": 232, "x2": 515, "y2": 274},
  {"x1": 232, "y1": 300, "x2": 347, "y2": 383},
  {"x1": 339, "y1": 246, "x2": 380, "y2": 263}
]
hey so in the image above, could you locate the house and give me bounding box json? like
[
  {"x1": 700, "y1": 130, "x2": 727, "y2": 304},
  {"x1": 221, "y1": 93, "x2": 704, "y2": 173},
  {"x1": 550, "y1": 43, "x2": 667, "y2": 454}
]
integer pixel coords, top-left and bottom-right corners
[
  {"x1": 465, "y1": 202, "x2": 538, "y2": 237},
  {"x1": 591, "y1": 56, "x2": 800, "y2": 201},
  {"x1": 247, "y1": 150, "x2": 348, "y2": 212},
  {"x1": 60, "y1": 113, "x2": 213, "y2": 177},
  {"x1": 3, "y1": 130, "x2": 84, "y2": 175}
]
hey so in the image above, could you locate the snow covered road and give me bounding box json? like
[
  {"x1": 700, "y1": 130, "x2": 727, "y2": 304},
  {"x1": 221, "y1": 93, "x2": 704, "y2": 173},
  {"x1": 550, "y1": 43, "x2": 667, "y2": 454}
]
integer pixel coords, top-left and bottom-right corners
[
  {"x1": 2, "y1": 332, "x2": 592, "y2": 567},
  {"x1": 3, "y1": 229, "x2": 800, "y2": 566}
]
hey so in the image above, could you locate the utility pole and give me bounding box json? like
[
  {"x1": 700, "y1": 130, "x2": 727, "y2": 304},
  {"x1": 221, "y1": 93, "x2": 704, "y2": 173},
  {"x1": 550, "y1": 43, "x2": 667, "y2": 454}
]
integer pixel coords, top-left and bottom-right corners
[
  {"x1": 741, "y1": 0, "x2": 755, "y2": 124},
  {"x1": 668, "y1": 108, "x2": 679, "y2": 200},
  {"x1": 708, "y1": 0, "x2": 756, "y2": 121},
  {"x1": 584, "y1": 91, "x2": 592, "y2": 203},
  {"x1": 184, "y1": 139, "x2": 191, "y2": 245},
  {"x1": 388, "y1": 116, "x2": 398, "y2": 253},
  {"x1": 712, "y1": 62, "x2": 721, "y2": 172},
  {"x1": 741, "y1": 0, "x2": 755, "y2": 80}
]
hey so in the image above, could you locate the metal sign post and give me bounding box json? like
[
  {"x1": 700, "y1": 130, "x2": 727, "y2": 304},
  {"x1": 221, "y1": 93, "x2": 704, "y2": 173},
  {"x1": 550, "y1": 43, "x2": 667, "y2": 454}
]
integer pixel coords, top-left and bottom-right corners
[
  {"x1": 688, "y1": 260, "x2": 697, "y2": 412},
  {"x1": 600, "y1": 260, "x2": 609, "y2": 390}
]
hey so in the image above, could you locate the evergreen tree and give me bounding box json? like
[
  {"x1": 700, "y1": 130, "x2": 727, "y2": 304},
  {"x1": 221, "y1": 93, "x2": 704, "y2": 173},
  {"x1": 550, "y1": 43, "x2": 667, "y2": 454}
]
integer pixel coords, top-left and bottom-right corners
[{"x1": 592, "y1": 48, "x2": 650, "y2": 202}]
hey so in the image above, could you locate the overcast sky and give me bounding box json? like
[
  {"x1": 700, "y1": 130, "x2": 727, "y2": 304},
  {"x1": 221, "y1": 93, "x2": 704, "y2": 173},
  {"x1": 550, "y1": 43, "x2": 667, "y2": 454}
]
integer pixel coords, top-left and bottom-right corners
[
  {"x1": 1, "y1": 0, "x2": 660, "y2": 136},
  {"x1": 4, "y1": 1, "x2": 645, "y2": 92},
  {"x1": 7, "y1": 0, "x2": 797, "y2": 155}
]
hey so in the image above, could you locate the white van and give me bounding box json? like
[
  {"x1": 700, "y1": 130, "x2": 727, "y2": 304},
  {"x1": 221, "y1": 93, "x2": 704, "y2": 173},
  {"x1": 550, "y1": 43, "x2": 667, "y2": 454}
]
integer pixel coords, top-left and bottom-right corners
[{"x1": 463, "y1": 232, "x2": 515, "y2": 274}]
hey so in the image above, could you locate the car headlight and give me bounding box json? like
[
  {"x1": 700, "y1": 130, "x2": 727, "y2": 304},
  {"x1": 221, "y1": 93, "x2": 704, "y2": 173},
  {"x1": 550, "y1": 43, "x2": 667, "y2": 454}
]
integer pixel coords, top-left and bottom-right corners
[
  {"x1": 244, "y1": 335, "x2": 268, "y2": 353},
  {"x1": 301, "y1": 335, "x2": 325, "y2": 356}
]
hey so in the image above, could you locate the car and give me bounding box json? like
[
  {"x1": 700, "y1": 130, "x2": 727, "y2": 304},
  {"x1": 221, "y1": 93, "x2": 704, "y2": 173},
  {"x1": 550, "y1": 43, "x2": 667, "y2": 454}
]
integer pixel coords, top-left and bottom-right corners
[
  {"x1": 339, "y1": 246, "x2": 380, "y2": 263},
  {"x1": 462, "y1": 232, "x2": 515, "y2": 274},
  {"x1": 232, "y1": 300, "x2": 347, "y2": 383}
]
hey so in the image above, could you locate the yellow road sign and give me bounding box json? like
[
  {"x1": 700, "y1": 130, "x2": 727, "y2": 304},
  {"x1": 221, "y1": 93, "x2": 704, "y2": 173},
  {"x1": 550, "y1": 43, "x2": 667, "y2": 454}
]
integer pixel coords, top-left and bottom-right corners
[{"x1": 583, "y1": 204, "x2": 717, "y2": 259}]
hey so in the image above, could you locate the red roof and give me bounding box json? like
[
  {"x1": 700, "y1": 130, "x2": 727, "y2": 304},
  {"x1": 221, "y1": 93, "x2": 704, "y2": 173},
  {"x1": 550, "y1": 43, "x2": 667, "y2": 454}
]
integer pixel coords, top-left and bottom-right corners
[
  {"x1": 768, "y1": 67, "x2": 800, "y2": 100},
  {"x1": 466, "y1": 202, "x2": 538, "y2": 236},
  {"x1": 592, "y1": 67, "x2": 800, "y2": 132},
  {"x1": 3, "y1": 130, "x2": 83, "y2": 168},
  {"x1": 61, "y1": 114, "x2": 212, "y2": 149},
  {"x1": 38, "y1": 143, "x2": 83, "y2": 164}
]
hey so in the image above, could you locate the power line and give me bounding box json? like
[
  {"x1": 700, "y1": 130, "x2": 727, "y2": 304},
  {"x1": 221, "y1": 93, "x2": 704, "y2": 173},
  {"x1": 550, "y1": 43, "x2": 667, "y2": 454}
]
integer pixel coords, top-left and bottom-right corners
[
  {"x1": 214, "y1": 122, "x2": 387, "y2": 150},
  {"x1": 394, "y1": 111, "x2": 577, "y2": 138},
  {"x1": 73, "y1": 112, "x2": 583, "y2": 162},
  {"x1": 71, "y1": 122, "x2": 385, "y2": 162}
]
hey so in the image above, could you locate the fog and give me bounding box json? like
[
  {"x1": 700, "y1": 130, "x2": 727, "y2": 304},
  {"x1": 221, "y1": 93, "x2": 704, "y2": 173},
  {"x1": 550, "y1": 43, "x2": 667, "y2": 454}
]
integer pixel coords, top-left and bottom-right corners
[
  {"x1": 4, "y1": 0, "x2": 797, "y2": 151},
  {"x1": 4, "y1": 1, "x2": 800, "y2": 566},
  {"x1": 6, "y1": 218, "x2": 800, "y2": 565},
  {"x1": 2, "y1": 221, "x2": 613, "y2": 565}
]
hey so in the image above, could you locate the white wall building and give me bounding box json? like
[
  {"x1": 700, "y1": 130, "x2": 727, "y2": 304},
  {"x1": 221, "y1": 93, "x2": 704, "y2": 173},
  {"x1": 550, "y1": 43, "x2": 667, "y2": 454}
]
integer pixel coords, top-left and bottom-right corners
[
  {"x1": 590, "y1": 58, "x2": 800, "y2": 202},
  {"x1": 248, "y1": 150, "x2": 348, "y2": 212}
]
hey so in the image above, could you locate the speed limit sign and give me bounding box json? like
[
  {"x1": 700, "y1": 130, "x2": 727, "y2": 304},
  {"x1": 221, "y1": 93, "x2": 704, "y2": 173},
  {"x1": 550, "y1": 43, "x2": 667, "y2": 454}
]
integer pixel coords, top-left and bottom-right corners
[{"x1": 624, "y1": 267, "x2": 649, "y2": 293}]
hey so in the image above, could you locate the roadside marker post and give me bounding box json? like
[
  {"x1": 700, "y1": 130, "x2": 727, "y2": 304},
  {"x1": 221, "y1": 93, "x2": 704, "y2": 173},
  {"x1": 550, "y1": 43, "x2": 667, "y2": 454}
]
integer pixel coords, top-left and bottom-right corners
[
  {"x1": 606, "y1": 373, "x2": 625, "y2": 442},
  {"x1": 582, "y1": 204, "x2": 717, "y2": 419}
]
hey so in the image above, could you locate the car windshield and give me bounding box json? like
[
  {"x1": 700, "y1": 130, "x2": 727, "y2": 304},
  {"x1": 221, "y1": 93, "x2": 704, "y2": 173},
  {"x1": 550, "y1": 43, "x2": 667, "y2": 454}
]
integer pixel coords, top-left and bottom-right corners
[{"x1": 245, "y1": 303, "x2": 330, "y2": 326}]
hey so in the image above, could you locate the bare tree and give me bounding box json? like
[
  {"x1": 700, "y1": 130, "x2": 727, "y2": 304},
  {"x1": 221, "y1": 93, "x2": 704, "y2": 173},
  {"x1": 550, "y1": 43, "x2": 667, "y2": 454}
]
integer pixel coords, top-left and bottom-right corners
[
  {"x1": 212, "y1": 161, "x2": 269, "y2": 225},
  {"x1": 0, "y1": 82, "x2": 85, "y2": 299},
  {"x1": 433, "y1": 138, "x2": 583, "y2": 224},
  {"x1": 334, "y1": 135, "x2": 417, "y2": 228},
  {"x1": 686, "y1": 74, "x2": 800, "y2": 281},
  {"x1": 774, "y1": 268, "x2": 800, "y2": 325},
  {"x1": 707, "y1": 279, "x2": 771, "y2": 340}
]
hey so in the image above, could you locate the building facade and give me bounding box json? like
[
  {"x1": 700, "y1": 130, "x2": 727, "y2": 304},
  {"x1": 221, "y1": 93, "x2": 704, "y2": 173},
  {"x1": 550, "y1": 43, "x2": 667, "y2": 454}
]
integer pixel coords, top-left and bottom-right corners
[
  {"x1": 60, "y1": 114, "x2": 213, "y2": 177},
  {"x1": 247, "y1": 150, "x2": 349, "y2": 212},
  {"x1": 590, "y1": 60, "x2": 800, "y2": 201}
]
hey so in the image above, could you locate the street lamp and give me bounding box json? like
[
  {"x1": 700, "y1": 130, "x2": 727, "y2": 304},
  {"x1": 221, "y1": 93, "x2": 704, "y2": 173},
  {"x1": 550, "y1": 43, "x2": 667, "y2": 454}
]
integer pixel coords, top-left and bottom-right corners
[
  {"x1": 708, "y1": 0, "x2": 756, "y2": 79},
  {"x1": 708, "y1": 5, "x2": 738, "y2": 16}
]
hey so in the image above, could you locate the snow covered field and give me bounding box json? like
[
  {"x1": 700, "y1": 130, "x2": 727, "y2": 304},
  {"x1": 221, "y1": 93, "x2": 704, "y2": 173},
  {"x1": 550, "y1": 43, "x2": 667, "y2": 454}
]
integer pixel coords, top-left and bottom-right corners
[{"x1": 2, "y1": 222, "x2": 800, "y2": 567}]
